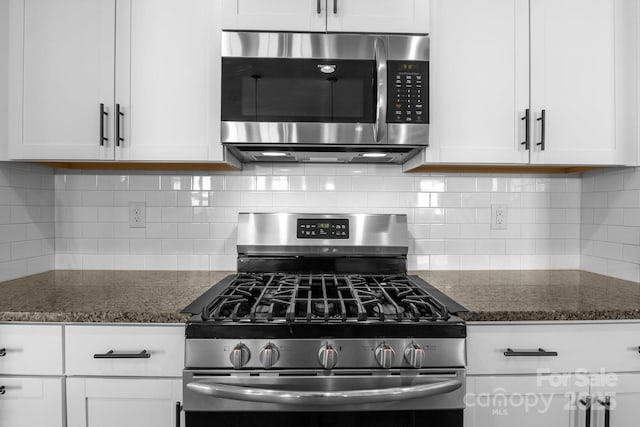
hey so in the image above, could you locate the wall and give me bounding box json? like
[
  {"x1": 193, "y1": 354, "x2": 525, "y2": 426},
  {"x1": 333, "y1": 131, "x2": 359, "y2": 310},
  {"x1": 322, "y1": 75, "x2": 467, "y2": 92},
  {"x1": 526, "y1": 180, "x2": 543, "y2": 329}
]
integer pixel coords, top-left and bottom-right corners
[
  {"x1": 581, "y1": 167, "x2": 640, "y2": 282},
  {"x1": 0, "y1": 162, "x2": 55, "y2": 281},
  {"x1": 54, "y1": 164, "x2": 581, "y2": 272}
]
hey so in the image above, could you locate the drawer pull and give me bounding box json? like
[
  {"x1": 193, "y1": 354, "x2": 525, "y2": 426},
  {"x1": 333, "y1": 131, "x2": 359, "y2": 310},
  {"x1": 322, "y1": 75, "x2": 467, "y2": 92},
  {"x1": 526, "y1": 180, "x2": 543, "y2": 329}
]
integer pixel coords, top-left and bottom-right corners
[
  {"x1": 0, "y1": 386, "x2": 5, "y2": 395},
  {"x1": 93, "y1": 350, "x2": 151, "y2": 359},
  {"x1": 504, "y1": 348, "x2": 558, "y2": 357},
  {"x1": 0, "y1": 348, "x2": 5, "y2": 357}
]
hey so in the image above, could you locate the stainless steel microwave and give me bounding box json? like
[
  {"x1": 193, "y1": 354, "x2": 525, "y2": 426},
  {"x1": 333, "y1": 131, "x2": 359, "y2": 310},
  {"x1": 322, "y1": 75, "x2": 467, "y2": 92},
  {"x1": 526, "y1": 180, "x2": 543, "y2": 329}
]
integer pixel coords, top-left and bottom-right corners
[{"x1": 220, "y1": 32, "x2": 429, "y2": 163}]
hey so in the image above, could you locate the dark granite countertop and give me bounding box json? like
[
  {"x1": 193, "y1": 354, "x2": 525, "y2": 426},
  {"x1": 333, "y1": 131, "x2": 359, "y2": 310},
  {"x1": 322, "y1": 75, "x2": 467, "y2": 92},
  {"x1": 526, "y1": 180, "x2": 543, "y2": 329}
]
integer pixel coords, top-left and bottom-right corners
[
  {"x1": 0, "y1": 270, "x2": 232, "y2": 323},
  {"x1": 417, "y1": 270, "x2": 640, "y2": 321},
  {"x1": 0, "y1": 270, "x2": 639, "y2": 323}
]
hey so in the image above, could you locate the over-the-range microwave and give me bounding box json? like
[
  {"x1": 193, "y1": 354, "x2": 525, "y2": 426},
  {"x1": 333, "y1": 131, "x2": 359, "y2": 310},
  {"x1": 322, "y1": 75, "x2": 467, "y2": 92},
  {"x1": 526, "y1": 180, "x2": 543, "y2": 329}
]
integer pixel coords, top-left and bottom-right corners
[{"x1": 220, "y1": 31, "x2": 429, "y2": 163}]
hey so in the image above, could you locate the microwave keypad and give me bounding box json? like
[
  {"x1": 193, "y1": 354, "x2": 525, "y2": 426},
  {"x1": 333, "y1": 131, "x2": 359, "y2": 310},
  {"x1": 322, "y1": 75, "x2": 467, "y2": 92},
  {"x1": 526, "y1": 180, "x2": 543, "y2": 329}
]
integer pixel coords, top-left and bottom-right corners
[{"x1": 387, "y1": 61, "x2": 428, "y2": 124}]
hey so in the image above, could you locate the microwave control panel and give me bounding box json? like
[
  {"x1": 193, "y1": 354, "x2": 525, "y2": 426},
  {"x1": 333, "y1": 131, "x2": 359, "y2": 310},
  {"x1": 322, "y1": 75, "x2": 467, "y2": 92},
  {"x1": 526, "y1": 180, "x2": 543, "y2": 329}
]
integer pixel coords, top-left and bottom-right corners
[
  {"x1": 297, "y1": 219, "x2": 349, "y2": 239},
  {"x1": 387, "y1": 60, "x2": 428, "y2": 124}
]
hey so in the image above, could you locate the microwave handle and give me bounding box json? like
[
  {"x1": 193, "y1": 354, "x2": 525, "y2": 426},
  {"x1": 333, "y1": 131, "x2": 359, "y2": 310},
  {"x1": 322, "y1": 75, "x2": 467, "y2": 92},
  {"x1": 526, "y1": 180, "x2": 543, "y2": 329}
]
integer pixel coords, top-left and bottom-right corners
[{"x1": 374, "y1": 38, "x2": 387, "y2": 143}]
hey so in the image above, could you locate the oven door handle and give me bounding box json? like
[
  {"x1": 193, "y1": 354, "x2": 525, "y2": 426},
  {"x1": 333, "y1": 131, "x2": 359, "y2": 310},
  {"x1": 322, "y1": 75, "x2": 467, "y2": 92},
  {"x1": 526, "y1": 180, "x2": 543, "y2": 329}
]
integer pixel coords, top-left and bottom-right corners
[
  {"x1": 186, "y1": 379, "x2": 461, "y2": 406},
  {"x1": 373, "y1": 37, "x2": 387, "y2": 143}
]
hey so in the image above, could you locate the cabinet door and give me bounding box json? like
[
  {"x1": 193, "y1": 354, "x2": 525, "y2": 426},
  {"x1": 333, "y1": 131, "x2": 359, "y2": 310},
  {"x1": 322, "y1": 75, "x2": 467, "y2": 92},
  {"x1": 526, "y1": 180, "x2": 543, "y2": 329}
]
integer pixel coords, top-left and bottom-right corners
[
  {"x1": 529, "y1": 0, "x2": 625, "y2": 165},
  {"x1": 8, "y1": 0, "x2": 115, "y2": 161},
  {"x1": 426, "y1": 0, "x2": 530, "y2": 165},
  {"x1": 0, "y1": 377, "x2": 64, "y2": 427},
  {"x1": 591, "y1": 373, "x2": 640, "y2": 427},
  {"x1": 115, "y1": 0, "x2": 224, "y2": 162},
  {"x1": 326, "y1": 0, "x2": 429, "y2": 33},
  {"x1": 465, "y1": 375, "x2": 587, "y2": 427},
  {"x1": 221, "y1": 0, "x2": 326, "y2": 32},
  {"x1": 66, "y1": 378, "x2": 183, "y2": 427}
]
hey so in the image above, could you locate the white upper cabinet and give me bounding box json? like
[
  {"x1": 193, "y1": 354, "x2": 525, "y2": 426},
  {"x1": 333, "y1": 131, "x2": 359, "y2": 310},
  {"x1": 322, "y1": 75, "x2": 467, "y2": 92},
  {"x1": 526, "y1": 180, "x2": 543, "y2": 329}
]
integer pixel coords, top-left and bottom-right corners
[
  {"x1": 529, "y1": 0, "x2": 635, "y2": 165},
  {"x1": 221, "y1": 0, "x2": 429, "y2": 33},
  {"x1": 9, "y1": 0, "x2": 231, "y2": 163},
  {"x1": 0, "y1": 0, "x2": 9, "y2": 161},
  {"x1": 407, "y1": 0, "x2": 638, "y2": 170},
  {"x1": 9, "y1": 0, "x2": 116, "y2": 161},
  {"x1": 424, "y1": 0, "x2": 529, "y2": 165},
  {"x1": 115, "y1": 0, "x2": 224, "y2": 162},
  {"x1": 326, "y1": 0, "x2": 429, "y2": 33},
  {"x1": 221, "y1": 0, "x2": 327, "y2": 32}
]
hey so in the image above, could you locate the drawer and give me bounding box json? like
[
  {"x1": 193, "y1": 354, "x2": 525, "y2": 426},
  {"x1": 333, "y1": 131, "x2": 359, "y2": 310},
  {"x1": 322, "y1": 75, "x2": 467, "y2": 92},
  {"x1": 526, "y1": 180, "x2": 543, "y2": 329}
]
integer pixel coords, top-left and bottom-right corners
[
  {"x1": 467, "y1": 322, "x2": 640, "y2": 375},
  {"x1": 65, "y1": 325, "x2": 184, "y2": 377},
  {"x1": 0, "y1": 324, "x2": 63, "y2": 375},
  {"x1": 0, "y1": 376, "x2": 65, "y2": 427}
]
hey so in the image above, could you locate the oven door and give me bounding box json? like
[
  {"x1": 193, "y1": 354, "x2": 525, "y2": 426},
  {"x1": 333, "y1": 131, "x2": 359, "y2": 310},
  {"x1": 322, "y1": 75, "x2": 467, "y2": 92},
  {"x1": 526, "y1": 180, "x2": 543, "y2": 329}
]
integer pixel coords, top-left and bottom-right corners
[{"x1": 183, "y1": 369, "x2": 465, "y2": 427}]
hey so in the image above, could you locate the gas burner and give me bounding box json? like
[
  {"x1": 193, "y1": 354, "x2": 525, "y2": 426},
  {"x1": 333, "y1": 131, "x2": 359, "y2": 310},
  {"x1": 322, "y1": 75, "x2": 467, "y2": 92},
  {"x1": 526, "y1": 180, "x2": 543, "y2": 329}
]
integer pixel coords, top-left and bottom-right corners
[{"x1": 201, "y1": 273, "x2": 450, "y2": 323}]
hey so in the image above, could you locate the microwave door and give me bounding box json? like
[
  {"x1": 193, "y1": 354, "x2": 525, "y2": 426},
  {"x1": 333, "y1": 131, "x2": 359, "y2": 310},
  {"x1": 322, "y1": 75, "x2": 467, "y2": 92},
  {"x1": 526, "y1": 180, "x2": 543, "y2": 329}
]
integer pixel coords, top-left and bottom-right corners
[{"x1": 221, "y1": 34, "x2": 384, "y2": 146}]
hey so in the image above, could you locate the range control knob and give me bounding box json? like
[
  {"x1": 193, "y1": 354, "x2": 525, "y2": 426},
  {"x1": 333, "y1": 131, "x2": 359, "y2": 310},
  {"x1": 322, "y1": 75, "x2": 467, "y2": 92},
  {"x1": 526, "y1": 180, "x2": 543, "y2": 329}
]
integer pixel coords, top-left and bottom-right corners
[
  {"x1": 259, "y1": 343, "x2": 280, "y2": 369},
  {"x1": 229, "y1": 343, "x2": 250, "y2": 369},
  {"x1": 318, "y1": 343, "x2": 338, "y2": 369},
  {"x1": 375, "y1": 343, "x2": 395, "y2": 369},
  {"x1": 404, "y1": 343, "x2": 425, "y2": 369}
]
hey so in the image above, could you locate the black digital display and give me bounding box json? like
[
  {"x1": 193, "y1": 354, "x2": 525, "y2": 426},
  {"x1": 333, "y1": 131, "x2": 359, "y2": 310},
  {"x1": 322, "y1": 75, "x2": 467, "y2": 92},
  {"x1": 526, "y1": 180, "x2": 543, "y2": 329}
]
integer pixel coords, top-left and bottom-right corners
[{"x1": 297, "y1": 219, "x2": 349, "y2": 239}]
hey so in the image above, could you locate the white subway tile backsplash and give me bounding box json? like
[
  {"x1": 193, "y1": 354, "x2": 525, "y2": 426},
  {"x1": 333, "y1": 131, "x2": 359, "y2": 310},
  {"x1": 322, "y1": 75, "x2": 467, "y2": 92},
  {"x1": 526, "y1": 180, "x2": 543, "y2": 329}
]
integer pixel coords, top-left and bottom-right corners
[
  {"x1": 161, "y1": 175, "x2": 191, "y2": 191},
  {"x1": 225, "y1": 176, "x2": 257, "y2": 191},
  {"x1": 445, "y1": 177, "x2": 476, "y2": 192},
  {"x1": 129, "y1": 175, "x2": 161, "y2": 191},
  {"x1": 352, "y1": 176, "x2": 384, "y2": 192},
  {"x1": 445, "y1": 208, "x2": 476, "y2": 224},
  {"x1": 97, "y1": 175, "x2": 129, "y2": 190},
  {"x1": 161, "y1": 207, "x2": 193, "y2": 223},
  {"x1": 623, "y1": 209, "x2": 640, "y2": 227},
  {"x1": 593, "y1": 172, "x2": 624, "y2": 192},
  {"x1": 431, "y1": 193, "x2": 461, "y2": 208},
  {"x1": 145, "y1": 254, "x2": 178, "y2": 270},
  {"x1": 415, "y1": 176, "x2": 445, "y2": 192},
  {"x1": 44, "y1": 164, "x2": 588, "y2": 274}
]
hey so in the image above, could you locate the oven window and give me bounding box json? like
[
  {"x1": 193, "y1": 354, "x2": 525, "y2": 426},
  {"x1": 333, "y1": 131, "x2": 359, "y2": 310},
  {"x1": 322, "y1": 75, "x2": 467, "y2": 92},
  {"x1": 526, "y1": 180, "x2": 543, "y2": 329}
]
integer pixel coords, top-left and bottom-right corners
[
  {"x1": 187, "y1": 410, "x2": 462, "y2": 427},
  {"x1": 222, "y1": 58, "x2": 376, "y2": 123}
]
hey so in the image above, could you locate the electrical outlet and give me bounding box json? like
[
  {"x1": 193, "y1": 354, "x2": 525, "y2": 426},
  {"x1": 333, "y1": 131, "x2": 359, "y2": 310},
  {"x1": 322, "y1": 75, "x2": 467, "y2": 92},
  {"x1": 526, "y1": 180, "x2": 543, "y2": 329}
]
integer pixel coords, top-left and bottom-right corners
[
  {"x1": 491, "y1": 204, "x2": 508, "y2": 230},
  {"x1": 129, "y1": 202, "x2": 146, "y2": 228}
]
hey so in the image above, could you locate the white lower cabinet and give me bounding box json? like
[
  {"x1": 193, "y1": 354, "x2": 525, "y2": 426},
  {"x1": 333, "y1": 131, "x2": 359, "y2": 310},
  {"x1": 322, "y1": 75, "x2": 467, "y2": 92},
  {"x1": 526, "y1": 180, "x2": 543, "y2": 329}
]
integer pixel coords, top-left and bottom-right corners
[
  {"x1": 590, "y1": 373, "x2": 640, "y2": 427},
  {"x1": 0, "y1": 376, "x2": 65, "y2": 427},
  {"x1": 465, "y1": 375, "x2": 588, "y2": 427},
  {"x1": 465, "y1": 322, "x2": 640, "y2": 427},
  {"x1": 66, "y1": 377, "x2": 182, "y2": 427}
]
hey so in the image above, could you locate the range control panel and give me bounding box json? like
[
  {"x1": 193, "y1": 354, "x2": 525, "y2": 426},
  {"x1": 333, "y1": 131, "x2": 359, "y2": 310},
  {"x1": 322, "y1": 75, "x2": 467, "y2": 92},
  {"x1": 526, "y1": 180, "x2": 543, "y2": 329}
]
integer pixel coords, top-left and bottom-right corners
[
  {"x1": 297, "y1": 219, "x2": 349, "y2": 239},
  {"x1": 387, "y1": 60, "x2": 428, "y2": 124}
]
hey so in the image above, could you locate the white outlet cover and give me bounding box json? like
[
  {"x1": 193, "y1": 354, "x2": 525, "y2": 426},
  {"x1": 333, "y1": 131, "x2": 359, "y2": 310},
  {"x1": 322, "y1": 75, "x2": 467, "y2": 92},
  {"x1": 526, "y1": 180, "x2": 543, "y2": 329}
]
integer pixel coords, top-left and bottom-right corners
[
  {"x1": 129, "y1": 202, "x2": 146, "y2": 228},
  {"x1": 491, "y1": 204, "x2": 508, "y2": 230}
]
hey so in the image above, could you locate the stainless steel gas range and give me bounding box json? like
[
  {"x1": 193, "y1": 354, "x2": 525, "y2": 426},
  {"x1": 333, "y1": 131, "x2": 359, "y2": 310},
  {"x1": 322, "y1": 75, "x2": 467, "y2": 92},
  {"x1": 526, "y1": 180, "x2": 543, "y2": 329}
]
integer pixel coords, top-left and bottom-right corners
[{"x1": 181, "y1": 213, "x2": 468, "y2": 427}]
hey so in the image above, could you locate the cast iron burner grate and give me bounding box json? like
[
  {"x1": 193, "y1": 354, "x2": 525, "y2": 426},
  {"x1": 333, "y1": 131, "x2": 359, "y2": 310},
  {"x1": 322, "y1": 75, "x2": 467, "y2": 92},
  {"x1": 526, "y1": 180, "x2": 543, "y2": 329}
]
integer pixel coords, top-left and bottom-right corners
[{"x1": 201, "y1": 273, "x2": 450, "y2": 323}]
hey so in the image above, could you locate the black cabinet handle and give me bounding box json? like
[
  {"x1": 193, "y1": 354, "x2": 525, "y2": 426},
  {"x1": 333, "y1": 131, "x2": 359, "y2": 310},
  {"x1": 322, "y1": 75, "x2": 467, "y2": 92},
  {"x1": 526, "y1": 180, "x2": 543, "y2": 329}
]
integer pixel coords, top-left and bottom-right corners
[
  {"x1": 175, "y1": 401, "x2": 182, "y2": 427},
  {"x1": 520, "y1": 108, "x2": 530, "y2": 150},
  {"x1": 115, "y1": 104, "x2": 124, "y2": 147},
  {"x1": 0, "y1": 386, "x2": 5, "y2": 395},
  {"x1": 0, "y1": 348, "x2": 6, "y2": 357},
  {"x1": 599, "y1": 397, "x2": 610, "y2": 427},
  {"x1": 536, "y1": 109, "x2": 546, "y2": 151},
  {"x1": 333, "y1": 0, "x2": 337, "y2": 14},
  {"x1": 99, "y1": 104, "x2": 109, "y2": 146},
  {"x1": 504, "y1": 348, "x2": 558, "y2": 357},
  {"x1": 93, "y1": 350, "x2": 150, "y2": 359},
  {"x1": 317, "y1": 0, "x2": 322, "y2": 14},
  {"x1": 579, "y1": 396, "x2": 591, "y2": 427}
]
